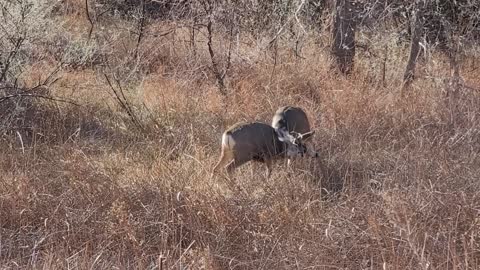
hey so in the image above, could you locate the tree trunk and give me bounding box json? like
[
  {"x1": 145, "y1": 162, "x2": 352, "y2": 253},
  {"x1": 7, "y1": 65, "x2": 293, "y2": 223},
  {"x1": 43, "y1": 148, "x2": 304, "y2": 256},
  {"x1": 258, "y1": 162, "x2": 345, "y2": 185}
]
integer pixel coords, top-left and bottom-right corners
[
  {"x1": 331, "y1": 0, "x2": 356, "y2": 74},
  {"x1": 439, "y1": 18, "x2": 462, "y2": 93},
  {"x1": 403, "y1": 1, "x2": 425, "y2": 89}
]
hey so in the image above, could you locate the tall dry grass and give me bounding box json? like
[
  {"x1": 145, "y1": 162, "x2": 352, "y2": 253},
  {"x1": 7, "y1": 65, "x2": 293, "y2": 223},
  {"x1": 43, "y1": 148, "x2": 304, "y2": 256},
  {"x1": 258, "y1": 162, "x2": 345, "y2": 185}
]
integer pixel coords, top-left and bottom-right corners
[{"x1": 1, "y1": 3, "x2": 480, "y2": 269}]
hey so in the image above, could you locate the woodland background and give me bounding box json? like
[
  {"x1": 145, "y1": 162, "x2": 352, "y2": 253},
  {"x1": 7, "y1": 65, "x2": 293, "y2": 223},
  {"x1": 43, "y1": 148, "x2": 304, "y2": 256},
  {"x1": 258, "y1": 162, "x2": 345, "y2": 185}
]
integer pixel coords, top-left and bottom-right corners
[{"x1": 1, "y1": 0, "x2": 480, "y2": 269}]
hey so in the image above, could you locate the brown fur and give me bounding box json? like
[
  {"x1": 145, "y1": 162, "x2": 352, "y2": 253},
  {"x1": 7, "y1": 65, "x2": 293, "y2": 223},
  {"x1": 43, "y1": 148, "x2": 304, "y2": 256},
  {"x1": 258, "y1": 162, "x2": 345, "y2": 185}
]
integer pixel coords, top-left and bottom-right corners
[
  {"x1": 213, "y1": 122, "x2": 299, "y2": 178},
  {"x1": 272, "y1": 106, "x2": 311, "y2": 135}
]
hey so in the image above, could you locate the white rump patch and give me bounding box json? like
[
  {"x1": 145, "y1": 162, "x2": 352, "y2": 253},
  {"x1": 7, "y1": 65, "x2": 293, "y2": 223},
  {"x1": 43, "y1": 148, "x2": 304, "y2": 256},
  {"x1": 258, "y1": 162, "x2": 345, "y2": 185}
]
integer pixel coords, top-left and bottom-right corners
[{"x1": 222, "y1": 133, "x2": 235, "y2": 148}]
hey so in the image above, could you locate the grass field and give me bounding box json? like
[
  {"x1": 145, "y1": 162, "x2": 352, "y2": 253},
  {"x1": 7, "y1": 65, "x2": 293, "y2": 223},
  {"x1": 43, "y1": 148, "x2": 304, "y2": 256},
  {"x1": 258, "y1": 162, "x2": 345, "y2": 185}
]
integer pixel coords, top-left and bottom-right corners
[{"x1": 1, "y1": 2, "x2": 480, "y2": 269}]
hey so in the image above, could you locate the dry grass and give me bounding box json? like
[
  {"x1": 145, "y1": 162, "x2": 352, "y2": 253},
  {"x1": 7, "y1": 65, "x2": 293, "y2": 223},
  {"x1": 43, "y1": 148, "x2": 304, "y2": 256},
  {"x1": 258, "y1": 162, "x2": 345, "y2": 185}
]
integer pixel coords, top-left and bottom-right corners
[{"x1": 1, "y1": 6, "x2": 480, "y2": 270}]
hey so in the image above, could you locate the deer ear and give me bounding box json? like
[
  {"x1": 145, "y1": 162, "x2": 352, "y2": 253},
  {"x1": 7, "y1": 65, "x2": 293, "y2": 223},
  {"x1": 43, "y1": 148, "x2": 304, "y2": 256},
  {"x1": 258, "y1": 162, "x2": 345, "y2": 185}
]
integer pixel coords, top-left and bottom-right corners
[{"x1": 300, "y1": 131, "x2": 315, "y2": 141}]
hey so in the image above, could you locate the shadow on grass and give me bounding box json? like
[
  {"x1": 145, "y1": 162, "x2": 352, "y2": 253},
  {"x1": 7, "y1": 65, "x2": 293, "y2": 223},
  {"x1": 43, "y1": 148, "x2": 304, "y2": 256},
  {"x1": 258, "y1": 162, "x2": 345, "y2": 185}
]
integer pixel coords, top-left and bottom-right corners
[{"x1": 0, "y1": 85, "x2": 139, "y2": 149}]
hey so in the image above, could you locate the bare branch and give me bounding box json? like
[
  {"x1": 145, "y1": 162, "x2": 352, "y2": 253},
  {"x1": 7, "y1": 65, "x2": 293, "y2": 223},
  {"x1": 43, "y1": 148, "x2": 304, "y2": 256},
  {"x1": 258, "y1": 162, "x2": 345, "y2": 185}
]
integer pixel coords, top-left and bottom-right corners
[
  {"x1": 134, "y1": 0, "x2": 147, "y2": 59},
  {"x1": 0, "y1": 36, "x2": 24, "y2": 82},
  {"x1": 85, "y1": 0, "x2": 94, "y2": 40},
  {"x1": 103, "y1": 73, "x2": 145, "y2": 132},
  {"x1": 221, "y1": 12, "x2": 234, "y2": 81},
  {"x1": 205, "y1": 5, "x2": 227, "y2": 95},
  {"x1": 0, "y1": 92, "x2": 80, "y2": 106}
]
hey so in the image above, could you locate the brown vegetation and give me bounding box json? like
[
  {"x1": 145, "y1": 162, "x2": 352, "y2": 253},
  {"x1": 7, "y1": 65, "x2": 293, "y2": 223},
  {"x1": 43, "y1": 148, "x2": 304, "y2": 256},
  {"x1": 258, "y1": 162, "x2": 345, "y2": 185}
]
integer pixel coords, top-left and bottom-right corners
[{"x1": 1, "y1": 0, "x2": 479, "y2": 269}]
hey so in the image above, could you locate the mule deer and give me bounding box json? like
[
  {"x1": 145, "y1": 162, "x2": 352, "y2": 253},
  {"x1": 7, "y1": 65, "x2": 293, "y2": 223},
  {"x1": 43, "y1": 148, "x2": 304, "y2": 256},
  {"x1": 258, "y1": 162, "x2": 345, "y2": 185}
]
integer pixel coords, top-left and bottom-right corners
[
  {"x1": 272, "y1": 106, "x2": 319, "y2": 162},
  {"x1": 272, "y1": 106, "x2": 312, "y2": 135},
  {"x1": 212, "y1": 122, "x2": 315, "y2": 178}
]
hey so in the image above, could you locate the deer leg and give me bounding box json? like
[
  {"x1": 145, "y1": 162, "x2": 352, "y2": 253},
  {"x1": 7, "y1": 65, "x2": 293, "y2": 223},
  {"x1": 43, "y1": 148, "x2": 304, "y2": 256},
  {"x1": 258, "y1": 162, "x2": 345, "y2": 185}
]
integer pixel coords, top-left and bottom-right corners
[
  {"x1": 264, "y1": 159, "x2": 272, "y2": 179},
  {"x1": 212, "y1": 150, "x2": 227, "y2": 177},
  {"x1": 225, "y1": 160, "x2": 236, "y2": 179}
]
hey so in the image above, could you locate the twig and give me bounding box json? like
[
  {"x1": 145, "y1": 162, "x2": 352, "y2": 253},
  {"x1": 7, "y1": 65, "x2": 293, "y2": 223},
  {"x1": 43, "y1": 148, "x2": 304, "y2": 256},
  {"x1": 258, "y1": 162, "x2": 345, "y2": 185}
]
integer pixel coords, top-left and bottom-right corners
[
  {"x1": 35, "y1": 63, "x2": 63, "y2": 88},
  {"x1": 148, "y1": 29, "x2": 175, "y2": 38},
  {"x1": 142, "y1": 102, "x2": 162, "y2": 129},
  {"x1": 113, "y1": 75, "x2": 136, "y2": 119},
  {"x1": 171, "y1": 241, "x2": 196, "y2": 269},
  {"x1": 268, "y1": 40, "x2": 279, "y2": 85},
  {"x1": 134, "y1": 0, "x2": 146, "y2": 59},
  {"x1": 85, "y1": 0, "x2": 94, "y2": 40},
  {"x1": 206, "y1": 8, "x2": 227, "y2": 95},
  {"x1": 0, "y1": 93, "x2": 80, "y2": 106},
  {"x1": 382, "y1": 43, "x2": 388, "y2": 87},
  {"x1": 220, "y1": 12, "x2": 234, "y2": 81},
  {"x1": 0, "y1": 37, "x2": 24, "y2": 82},
  {"x1": 103, "y1": 74, "x2": 145, "y2": 132},
  {"x1": 16, "y1": 131, "x2": 25, "y2": 154},
  {"x1": 268, "y1": 0, "x2": 306, "y2": 48},
  {"x1": 191, "y1": 16, "x2": 197, "y2": 56},
  {"x1": 294, "y1": 0, "x2": 306, "y2": 34}
]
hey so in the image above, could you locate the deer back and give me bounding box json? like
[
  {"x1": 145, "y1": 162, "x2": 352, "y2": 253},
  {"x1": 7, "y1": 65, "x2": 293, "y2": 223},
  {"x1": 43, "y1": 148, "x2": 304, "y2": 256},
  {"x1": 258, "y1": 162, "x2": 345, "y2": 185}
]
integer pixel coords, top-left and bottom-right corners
[
  {"x1": 272, "y1": 106, "x2": 311, "y2": 134},
  {"x1": 225, "y1": 122, "x2": 285, "y2": 162}
]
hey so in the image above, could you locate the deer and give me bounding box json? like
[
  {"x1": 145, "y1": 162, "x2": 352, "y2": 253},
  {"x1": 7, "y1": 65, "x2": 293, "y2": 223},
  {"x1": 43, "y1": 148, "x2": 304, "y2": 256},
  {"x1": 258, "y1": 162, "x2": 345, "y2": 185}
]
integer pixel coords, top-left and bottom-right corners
[
  {"x1": 272, "y1": 106, "x2": 319, "y2": 164},
  {"x1": 272, "y1": 106, "x2": 311, "y2": 135},
  {"x1": 212, "y1": 122, "x2": 316, "y2": 178}
]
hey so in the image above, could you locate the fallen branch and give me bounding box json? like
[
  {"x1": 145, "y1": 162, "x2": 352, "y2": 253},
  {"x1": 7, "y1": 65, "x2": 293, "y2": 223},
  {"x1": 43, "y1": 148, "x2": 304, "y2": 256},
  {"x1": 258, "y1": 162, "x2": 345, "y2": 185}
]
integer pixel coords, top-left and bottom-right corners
[{"x1": 0, "y1": 93, "x2": 80, "y2": 106}]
